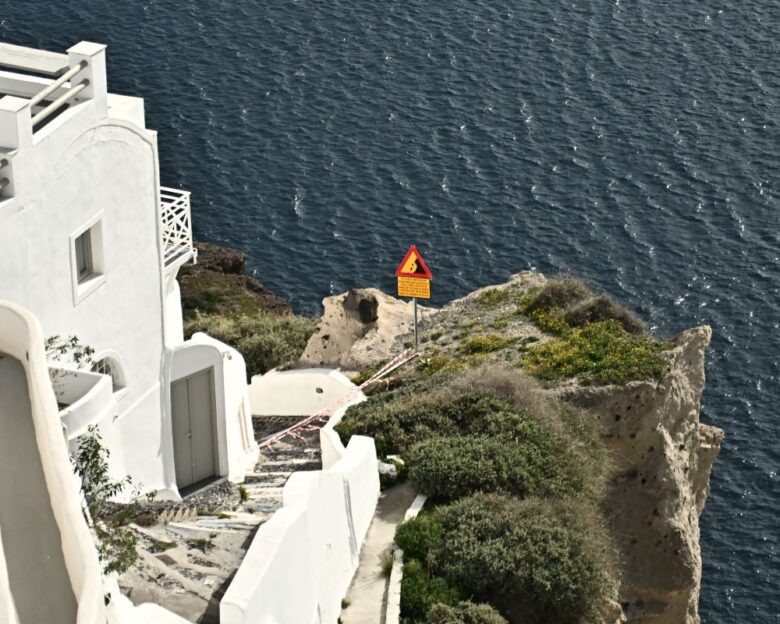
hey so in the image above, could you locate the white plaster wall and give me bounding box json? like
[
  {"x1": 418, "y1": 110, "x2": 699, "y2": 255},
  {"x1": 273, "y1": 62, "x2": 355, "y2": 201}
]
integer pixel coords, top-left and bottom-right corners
[
  {"x1": 0, "y1": 92, "x2": 171, "y2": 494},
  {"x1": 0, "y1": 300, "x2": 106, "y2": 624},
  {"x1": 0, "y1": 526, "x2": 19, "y2": 624},
  {"x1": 163, "y1": 279, "x2": 185, "y2": 348},
  {"x1": 221, "y1": 432, "x2": 380, "y2": 624},
  {"x1": 169, "y1": 334, "x2": 257, "y2": 491},
  {"x1": 249, "y1": 368, "x2": 358, "y2": 416},
  {"x1": 320, "y1": 396, "x2": 367, "y2": 470}
]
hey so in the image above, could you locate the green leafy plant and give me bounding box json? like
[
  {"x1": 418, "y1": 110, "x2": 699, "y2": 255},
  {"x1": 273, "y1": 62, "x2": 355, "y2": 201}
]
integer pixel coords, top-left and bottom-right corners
[
  {"x1": 407, "y1": 430, "x2": 585, "y2": 502},
  {"x1": 396, "y1": 513, "x2": 444, "y2": 563},
  {"x1": 184, "y1": 312, "x2": 316, "y2": 377},
  {"x1": 521, "y1": 319, "x2": 667, "y2": 385},
  {"x1": 476, "y1": 288, "x2": 510, "y2": 308},
  {"x1": 427, "y1": 601, "x2": 508, "y2": 624},
  {"x1": 238, "y1": 485, "x2": 250, "y2": 502},
  {"x1": 459, "y1": 334, "x2": 516, "y2": 355},
  {"x1": 401, "y1": 559, "x2": 460, "y2": 622},
  {"x1": 71, "y1": 426, "x2": 139, "y2": 575},
  {"x1": 429, "y1": 495, "x2": 615, "y2": 623},
  {"x1": 381, "y1": 550, "x2": 396, "y2": 577}
]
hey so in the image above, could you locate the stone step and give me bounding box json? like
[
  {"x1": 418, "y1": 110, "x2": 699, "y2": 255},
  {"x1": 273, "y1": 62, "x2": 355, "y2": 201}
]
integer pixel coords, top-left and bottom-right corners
[
  {"x1": 244, "y1": 502, "x2": 284, "y2": 514},
  {"x1": 244, "y1": 474, "x2": 290, "y2": 486}
]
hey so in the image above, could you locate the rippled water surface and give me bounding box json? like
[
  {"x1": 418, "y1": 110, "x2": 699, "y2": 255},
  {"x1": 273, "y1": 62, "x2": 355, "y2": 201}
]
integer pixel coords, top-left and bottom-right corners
[{"x1": 4, "y1": 1, "x2": 779, "y2": 620}]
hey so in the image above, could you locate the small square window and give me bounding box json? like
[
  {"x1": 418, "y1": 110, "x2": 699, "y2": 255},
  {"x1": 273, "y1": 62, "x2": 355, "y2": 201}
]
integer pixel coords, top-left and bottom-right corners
[
  {"x1": 70, "y1": 215, "x2": 105, "y2": 304},
  {"x1": 75, "y1": 229, "x2": 94, "y2": 283}
]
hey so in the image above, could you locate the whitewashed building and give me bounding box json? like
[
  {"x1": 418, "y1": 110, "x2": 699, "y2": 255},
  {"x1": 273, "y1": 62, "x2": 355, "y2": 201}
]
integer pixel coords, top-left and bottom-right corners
[
  {"x1": 0, "y1": 40, "x2": 381, "y2": 624},
  {"x1": 0, "y1": 40, "x2": 258, "y2": 500}
]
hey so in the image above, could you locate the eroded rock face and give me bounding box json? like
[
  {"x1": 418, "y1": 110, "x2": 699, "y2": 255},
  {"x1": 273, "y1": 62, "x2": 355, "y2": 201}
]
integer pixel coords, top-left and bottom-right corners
[
  {"x1": 558, "y1": 326, "x2": 723, "y2": 624},
  {"x1": 298, "y1": 288, "x2": 435, "y2": 370},
  {"x1": 178, "y1": 242, "x2": 293, "y2": 318}
]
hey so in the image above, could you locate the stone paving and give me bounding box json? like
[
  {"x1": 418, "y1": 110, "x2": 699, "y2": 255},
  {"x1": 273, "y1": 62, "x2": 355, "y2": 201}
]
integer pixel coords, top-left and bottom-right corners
[{"x1": 119, "y1": 416, "x2": 320, "y2": 623}]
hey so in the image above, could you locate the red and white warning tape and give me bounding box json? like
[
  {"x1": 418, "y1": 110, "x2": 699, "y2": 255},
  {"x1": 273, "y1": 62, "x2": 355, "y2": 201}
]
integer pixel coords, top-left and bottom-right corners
[{"x1": 258, "y1": 349, "x2": 419, "y2": 449}]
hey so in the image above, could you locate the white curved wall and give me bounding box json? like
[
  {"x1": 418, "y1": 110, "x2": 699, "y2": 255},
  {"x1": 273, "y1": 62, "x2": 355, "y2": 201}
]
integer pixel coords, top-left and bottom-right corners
[
  {"x1": 222, "y1": 412, "x2": 379, "y2": 624},
  {"x1": 249, "y1": 368, "x2": 359, "y2": 417},
  {"x1": 0, "y1": 301, "x2": 106, "y2": 624},
  {"x1": 169, "y1": 333, "x2": 258, "y2": 492}
]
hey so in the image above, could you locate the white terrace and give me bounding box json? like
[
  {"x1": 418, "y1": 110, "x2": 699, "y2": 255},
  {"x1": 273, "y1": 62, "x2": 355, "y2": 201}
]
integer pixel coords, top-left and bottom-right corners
[{"x1": 0, "y1": 42, "x2": 194, "y2": 273}]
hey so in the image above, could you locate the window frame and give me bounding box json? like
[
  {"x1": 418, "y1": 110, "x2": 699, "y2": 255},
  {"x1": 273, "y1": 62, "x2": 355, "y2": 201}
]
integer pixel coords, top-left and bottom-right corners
[{"x1": 70, "y1": 213, "x2": 106, "y2": 305}]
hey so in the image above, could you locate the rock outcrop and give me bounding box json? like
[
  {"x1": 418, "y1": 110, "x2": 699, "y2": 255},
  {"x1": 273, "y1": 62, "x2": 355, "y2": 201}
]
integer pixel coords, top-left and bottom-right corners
[
  {"x1": 298, "y1": 288, "x2": 435, "y2": 371},
  {"x1": 178, "y1": 242, "x2": 293, "y2": 318},
  {"x1": 295, "y1": 273, "x2": 724, "y2": 623},
  {"x1": 559, "y1": 326, "x2": 723, "y2": 624}
]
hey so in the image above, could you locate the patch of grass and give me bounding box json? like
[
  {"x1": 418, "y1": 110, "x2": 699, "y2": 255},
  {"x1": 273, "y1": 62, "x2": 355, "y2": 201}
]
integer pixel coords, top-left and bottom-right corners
[
  {"x1": 490, "y1": 318, "x2": 509, "y2": 330},
  {"x1": 565, "y1": 295, "x2": 646, "y2": 335},
  {"x1": 429, "y1": 331, "x2": 443, "y2": 342},
  {"x1": 238, "y1": 485, "x2": 250, "y2": 502},
  {"x1": 476, "y1": 288, "x2": 510, "y2": 308},
  {"x1": 191, "y1": 538, "x2": 214, "y2": 553},
  {"x1": 218, "y1": 512, "x2": 232, "y2": 520},
  {"x1": 184, "y1": 312, "x2": 317, "y2": 377},
  {"x1": 381, "y1": 550, "x2": 395, "y2": 577},
  {"x1": 520, "y1": 276, "x2": 591, "y2": 313},
  {"x1": 459, "y1": 334, "x2": 515, "y2": 355},
  {"x1": 418, "y1": 354, "x2": 463, "y2": 377},
  {"x1": 150, "y1": 539, "x2": 177, "y2": 553},
  {"x1": 521, "y1": 308, "x2": 571, "y2": 336},
  {"x1": 522, "y1": 319, "x2": 667, "y2": 385}
]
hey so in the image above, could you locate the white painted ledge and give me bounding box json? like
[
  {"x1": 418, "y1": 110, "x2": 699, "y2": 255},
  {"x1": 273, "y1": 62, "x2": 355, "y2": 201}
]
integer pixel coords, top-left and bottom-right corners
[{"x1": 385, "y1": 494, "x2": 428, "y2": 624}]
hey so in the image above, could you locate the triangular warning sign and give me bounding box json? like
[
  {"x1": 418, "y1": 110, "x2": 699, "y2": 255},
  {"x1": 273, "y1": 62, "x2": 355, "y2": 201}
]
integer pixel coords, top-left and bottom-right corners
[{"x1": 395, "y1": 245, "x2": 433, "y2": 279}]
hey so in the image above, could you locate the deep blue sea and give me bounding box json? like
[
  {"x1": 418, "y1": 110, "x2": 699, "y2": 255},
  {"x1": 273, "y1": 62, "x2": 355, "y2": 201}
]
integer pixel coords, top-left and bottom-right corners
[{"x1": 4, "y1": 1, "x2": 778, "y2": 620}]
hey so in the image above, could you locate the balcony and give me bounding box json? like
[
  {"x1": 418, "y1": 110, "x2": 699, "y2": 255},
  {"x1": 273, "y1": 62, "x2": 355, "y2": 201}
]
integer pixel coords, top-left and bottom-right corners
[
  {"x1": 51, "y1": 367, "x2": 114, "y2": 439},
  {"x1": 160, "y1": 186, "x2": 196, "y2": 272}
]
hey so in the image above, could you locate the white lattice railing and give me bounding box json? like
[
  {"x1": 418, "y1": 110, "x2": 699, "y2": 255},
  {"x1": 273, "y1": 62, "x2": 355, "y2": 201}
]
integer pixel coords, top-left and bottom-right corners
[{"x1": 160, "y1": 186, "x2": 195, "y2": 269}]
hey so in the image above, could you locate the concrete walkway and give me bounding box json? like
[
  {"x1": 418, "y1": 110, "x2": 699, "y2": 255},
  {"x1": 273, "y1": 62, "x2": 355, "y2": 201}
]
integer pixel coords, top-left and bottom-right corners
[
  {"x1": 341, "y1": 482, "x2": 417, "y2": 624},
  {"x1": 0, "y1": 354, "x2": 78, "y2": 623}
]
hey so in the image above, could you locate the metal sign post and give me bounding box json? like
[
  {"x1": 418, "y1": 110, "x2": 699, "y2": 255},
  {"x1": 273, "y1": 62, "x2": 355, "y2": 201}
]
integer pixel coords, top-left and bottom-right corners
[
  {"x1": 395, "y1": 245, "x2": 432, "y2": 352},
  {"x1": 413, "y1": 297, "x2": 418, "y2": 351}
]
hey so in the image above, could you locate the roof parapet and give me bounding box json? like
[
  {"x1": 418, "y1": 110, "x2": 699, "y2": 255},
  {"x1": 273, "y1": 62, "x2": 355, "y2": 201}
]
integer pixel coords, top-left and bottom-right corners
[{"x1": 0, "y1": 41, "x2": 108, "y2": 200}]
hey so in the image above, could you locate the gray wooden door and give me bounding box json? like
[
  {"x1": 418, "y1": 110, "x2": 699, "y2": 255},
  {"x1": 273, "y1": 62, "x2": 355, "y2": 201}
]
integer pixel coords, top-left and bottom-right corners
[{"x1": 172, "y1": 368, "x2": 217, "y2": 489}]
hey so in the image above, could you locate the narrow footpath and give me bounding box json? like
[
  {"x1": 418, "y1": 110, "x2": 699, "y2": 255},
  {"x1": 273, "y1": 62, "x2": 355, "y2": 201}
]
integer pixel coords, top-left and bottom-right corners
[{"x1": 340, "y1": 482, "x2": 417, "y2": 624}]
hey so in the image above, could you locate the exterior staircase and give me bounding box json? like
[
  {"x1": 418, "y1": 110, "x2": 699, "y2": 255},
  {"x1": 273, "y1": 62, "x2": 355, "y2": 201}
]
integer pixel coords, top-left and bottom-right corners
[{"x1": 119, "y1": 417, "x2": 321, "y2": 624}]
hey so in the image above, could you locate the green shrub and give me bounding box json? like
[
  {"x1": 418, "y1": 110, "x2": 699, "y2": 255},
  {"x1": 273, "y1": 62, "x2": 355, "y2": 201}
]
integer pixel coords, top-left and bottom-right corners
[
  {"x1": 407, "y1": 430, "x2": 585, "y2": 501},
  {"x1": 396, "y1": 514, "x2": 445, "y2": 563},
  {"x1": 401, "y1": 559, "x2": 461, "y2": 622},
  {"x1": 431, "y1": 494, "x2": 615, "y2": 624},
  {"x1": 521, "y1": 320, "x2": 667, "y2": 385},
  {"x1": 459, "y1": 334, "x2": 516, "y2": 355},
  {"x1": 184, "y1": 312, "x2": 317, "y2": 377},
  {"x1": 419, "y1": 354, "x2": 464, "y2": 376},
  {"x1": 520, "y1": 277, "x2": 591, "y2": 313},
  {"x1": 522, "y1": 308, "x2": 571, "y2": 336},
  {"x1": 427, "y1": 602, "x2": 508, "y2": 624},
  {"x1": 564, "y1": 295, "x2": 646, "y2": 335},
  {"x1": 476, "y1": 288, "x2": 510, "y2": 308},
  {"x1": 335, "y1": 392, "x2": 514, "y2": 457}
]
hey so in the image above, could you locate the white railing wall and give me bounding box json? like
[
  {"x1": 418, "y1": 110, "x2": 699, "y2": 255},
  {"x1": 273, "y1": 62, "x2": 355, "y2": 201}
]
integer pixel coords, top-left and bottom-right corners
[
  {"x1": 221, "y1": 427, "x2": 380, "y2": 624},
  {"x1": 159, "y1": 186, "x2": 195, "y2": 269}
]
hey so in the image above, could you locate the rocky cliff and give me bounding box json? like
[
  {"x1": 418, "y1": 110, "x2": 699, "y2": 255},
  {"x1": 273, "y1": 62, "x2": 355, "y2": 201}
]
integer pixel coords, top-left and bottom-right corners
[
  {"x1": 559, "y1": 326, "x2": 723, "y2": 623},
  {"x1": 303, "y1": 273, "x2": 723, "y2": 623}
]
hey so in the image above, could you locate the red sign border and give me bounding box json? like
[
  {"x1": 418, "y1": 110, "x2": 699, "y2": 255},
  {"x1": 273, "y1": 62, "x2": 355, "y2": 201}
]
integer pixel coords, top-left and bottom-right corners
[{"x1": 394, "y1": 245, "x2": 433, "y2": 279}]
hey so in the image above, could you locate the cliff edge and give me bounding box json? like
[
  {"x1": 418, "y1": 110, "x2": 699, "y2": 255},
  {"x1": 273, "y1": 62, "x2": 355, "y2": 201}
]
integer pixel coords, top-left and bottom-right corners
[
  {"x1": 559, "y1": 326, "x2": 723, "y2": 623},
  {"x1": 307, "y1": 272, "x2": 723, "y2": 623}
]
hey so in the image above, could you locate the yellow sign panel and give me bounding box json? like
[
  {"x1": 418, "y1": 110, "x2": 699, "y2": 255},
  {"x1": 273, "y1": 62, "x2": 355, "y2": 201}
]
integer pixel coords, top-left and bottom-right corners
[
  {"x1": 398, "y1": 276, "x2": 431, "y2": 299},
  {"x1": 400, "y1": 251, "x2": 423, "y2": 275}
]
